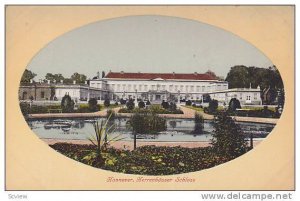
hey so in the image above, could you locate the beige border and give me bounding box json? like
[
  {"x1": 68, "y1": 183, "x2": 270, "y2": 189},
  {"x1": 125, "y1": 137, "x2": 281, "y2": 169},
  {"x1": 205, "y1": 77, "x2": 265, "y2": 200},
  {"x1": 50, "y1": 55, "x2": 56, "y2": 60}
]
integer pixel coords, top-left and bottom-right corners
[{"x1": 5, "y1": 6, "x2": 294, "y2": 190}]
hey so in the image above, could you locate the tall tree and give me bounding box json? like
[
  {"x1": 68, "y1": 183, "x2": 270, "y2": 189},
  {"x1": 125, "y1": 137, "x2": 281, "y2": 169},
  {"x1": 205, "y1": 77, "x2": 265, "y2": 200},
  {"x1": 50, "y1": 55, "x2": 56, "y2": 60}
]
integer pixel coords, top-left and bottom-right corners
[
  {"x1": 225, "y1": 65, "x2": 284, "y2": 91},
  {"x1": 45, "y1": 73, "x2": 64, "y2": 83},
  {"x1": 21, "y1": 69, "x2": 36, "y2": 83},
  {"x1": 70, "y1": 72, "x2": 87, "y2": 84},
  {"x1": 225, "y1": 65, "x2": 249, "y2": 88}
]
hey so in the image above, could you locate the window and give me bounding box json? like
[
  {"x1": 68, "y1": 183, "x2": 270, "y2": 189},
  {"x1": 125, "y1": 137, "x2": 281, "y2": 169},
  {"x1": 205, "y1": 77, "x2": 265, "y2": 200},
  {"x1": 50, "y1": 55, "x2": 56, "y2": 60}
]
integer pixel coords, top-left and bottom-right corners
[
  {"x1": 117, "y1": 84, "x2": 120, "y2": 91},
  {"x1": 240, "y1": 93, "x2": 243, "y2": 100},
  {"x1": 202, "y1": 86, "x2": 205, "y2": 92},
  {"x1": 190, "y1": 86, "x2": 194, "y2": 92},
  {"x1": 247, "y1": 95, "x2": 251, "y2": 100},
  {"x1": 169, "y1": 85, "x2": 173, "y2": 91},
  {"x1": 180, "y1": 85, "x2": 184, "y2": 91},
  {"x1": 254, "y1": 93, "x2": 257, "y2": 100},
  {"x1": 128, "y1": 84, "x2": 131, "y2": 91},
  {"x1": 139, "y1": 85, "x2": 142, "y2": 91},
  {"x1": 41, "y1": 91, "x2": 45, "y2": 98},
  {"x1": 175, "y1": 85, "x2": 178, "y2": 91},
  {"x1": 185, "y1": 85, "x2": 188, "y2": 92},
  {"x1": 144, "y1": 85, "x2": 148, "y2": 91},
  {"x1": 196, "y1": 86, "x2": 200, "y2": 92},
  {"x1": 122, "y1": 84, "x2": 126, "y2": 90}
]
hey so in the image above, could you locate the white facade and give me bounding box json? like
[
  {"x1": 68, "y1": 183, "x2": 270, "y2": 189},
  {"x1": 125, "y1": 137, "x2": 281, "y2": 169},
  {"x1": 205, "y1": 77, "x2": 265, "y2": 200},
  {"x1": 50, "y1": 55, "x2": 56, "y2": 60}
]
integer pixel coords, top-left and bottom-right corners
[
  {"x1": 89, "y1": 77, "x2": 228, "y2": 102},
  {"x1": 209, "y1": 87, "x2": 262, "y2": 105},
  {"x1": 55, "y1": 85, "x2": 107, "y2": 101}
]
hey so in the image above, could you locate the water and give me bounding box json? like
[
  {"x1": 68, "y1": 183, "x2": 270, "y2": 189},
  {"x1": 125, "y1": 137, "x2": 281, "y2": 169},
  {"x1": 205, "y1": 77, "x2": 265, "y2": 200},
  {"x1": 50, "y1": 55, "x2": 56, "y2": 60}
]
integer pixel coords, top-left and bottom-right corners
[{"x1": 27, "y1": 118, "x2": 275, "y2": 142}]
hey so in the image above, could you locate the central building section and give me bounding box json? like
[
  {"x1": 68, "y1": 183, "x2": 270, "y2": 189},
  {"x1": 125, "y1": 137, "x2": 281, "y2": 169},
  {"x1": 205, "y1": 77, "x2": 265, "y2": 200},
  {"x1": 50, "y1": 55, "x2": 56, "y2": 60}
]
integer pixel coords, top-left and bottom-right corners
[{"x1": 89, "y1": 71, "x2": 228, "y2": 103}]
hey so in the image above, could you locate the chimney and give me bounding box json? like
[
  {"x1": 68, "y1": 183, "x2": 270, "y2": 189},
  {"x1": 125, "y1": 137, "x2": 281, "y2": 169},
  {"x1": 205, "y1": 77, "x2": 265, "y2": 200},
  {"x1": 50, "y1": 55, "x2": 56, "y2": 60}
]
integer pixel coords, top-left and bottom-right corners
[
  {"x1": 121, "y1": 71, "x2": 124, "y2": 74},
  {"x1": 30, "y1": 79, "x2": 33, "y2": 83},
  {"x1": 73, "y1": 80, "x2": 76, "y2": 85},
  {"x1": 85, "y1": 80, "x2": 88, "y2": 85},
  {"x1": 97, "y1": 71, "x2": 100, "y2": 79},
  {"x1": 194, "y1": 72, "x2": 198, "y2": 75},
  {"x1": 60, "y1": 80, "x2": 63, "y2": 84},
  {"x1": 173, "y1": 72, "x2": 175, "y2": 76}
]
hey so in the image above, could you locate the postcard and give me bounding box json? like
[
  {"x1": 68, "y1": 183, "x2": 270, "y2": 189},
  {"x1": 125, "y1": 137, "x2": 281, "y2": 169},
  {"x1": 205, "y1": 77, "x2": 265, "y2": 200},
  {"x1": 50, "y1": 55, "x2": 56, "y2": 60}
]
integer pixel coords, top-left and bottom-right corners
[{"x1": 5, "y1": 5, "x2": 295, "y2": 190}]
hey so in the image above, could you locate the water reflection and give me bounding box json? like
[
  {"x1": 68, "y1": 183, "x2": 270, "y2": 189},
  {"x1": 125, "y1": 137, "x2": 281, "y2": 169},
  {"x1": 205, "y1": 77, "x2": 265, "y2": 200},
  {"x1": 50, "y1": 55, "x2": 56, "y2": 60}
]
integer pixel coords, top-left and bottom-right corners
[{"x1": 27, "y1": 118, "x2": 275, "y2": 142}]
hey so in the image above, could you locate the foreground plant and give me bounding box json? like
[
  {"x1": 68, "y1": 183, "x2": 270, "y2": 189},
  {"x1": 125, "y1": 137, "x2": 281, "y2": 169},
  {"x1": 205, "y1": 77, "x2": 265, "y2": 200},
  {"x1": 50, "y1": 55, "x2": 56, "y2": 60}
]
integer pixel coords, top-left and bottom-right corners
[{"x1": 87, "y1": 113, "x2": 125, "y2": 164}]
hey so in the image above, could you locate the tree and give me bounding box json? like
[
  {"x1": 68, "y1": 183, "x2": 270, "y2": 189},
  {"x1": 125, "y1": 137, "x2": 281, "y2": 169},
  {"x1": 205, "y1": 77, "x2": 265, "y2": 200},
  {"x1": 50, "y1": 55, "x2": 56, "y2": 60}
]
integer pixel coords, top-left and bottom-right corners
[
  {"x1": 208, "y1": 99, "x2": 218, "y2": 113},
  {"x1": 228, "y1": 98, "x2": 241, "y2": 112},
  {"x1": 169, "y1": 102, "x2": 177, "y2": 111},
  {"x1": 225, "y1": 65, "x2": 284, "y2": 91},
  {"x1": 192, "y1": 113, "x2": 204, "y2": 134},
  {"x1": 211, "y1": 112, "x2": 248, "y2": 159},
  {"x1": 71, "y1": 72, "x2": 87, "y2": 84},
  {"x1": 21, "y1": 69, "x2": 36, "y2": 83},
  {"x1": 126, "y1": 99, "x2": 135, "y2": 110},
  {"x1": 185, "y1": 100, "x2": 192, "y2": 106},
  {"x1": 61, "y1": 95, "x2": 74, "y2": 113},
  {"x1": 205, "y1": 70, "x2": 218, "y2": 79},
  {"x1": 169, "y1": 120, "x2": 177, "y2": 130},
  {"x1": 104, "y1": 98, "x2": 110, "y2": 108},
  {"x1": 138, "y1": 101, "x2": 145, "y2": 109},
  {"x1": 88, "y1": 98, "x2": 99, "y2": 112},
  {"x1": 202, "y1": 94, "x2": 211, "y2": 103},
  {"x1": 45, "y1": 73, "x2": 64, "y2": 83},
  {"x1": 225, "y1": 65, "x2": 249, "y2": 89},
  {"x1": 161, "y1": 101, "x2": 169, "y2": 109}
]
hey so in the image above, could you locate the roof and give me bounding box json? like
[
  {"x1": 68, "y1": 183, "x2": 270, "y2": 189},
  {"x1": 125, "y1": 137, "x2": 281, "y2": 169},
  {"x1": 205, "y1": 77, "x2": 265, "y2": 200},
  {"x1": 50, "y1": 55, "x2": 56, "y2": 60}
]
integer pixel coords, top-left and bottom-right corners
[{"x1": 105, "y1": 72, "x2": 218, "y2": 81}]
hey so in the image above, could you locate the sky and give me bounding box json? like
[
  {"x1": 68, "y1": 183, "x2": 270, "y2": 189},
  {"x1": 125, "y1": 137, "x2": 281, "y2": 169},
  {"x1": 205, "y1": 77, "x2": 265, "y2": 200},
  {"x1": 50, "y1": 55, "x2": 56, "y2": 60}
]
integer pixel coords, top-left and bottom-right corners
[{"x1": 28, "y1": 15, "x2": 273, "y2": 80}]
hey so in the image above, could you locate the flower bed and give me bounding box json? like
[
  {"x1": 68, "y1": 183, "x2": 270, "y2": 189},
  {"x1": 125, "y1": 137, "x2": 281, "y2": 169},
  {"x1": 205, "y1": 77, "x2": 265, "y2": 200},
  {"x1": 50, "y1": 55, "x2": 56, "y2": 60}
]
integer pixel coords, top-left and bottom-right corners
[{"x1": 50, "y1": 143, "x2": 237, "y2": 175}]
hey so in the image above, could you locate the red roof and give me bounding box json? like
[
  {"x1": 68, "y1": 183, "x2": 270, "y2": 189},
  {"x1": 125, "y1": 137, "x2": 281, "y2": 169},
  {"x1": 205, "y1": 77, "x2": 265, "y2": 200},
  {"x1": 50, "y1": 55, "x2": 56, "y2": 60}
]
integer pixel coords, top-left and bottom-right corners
[{"x1": 105, "y1": 72, "x2": 217, "y2": 80}]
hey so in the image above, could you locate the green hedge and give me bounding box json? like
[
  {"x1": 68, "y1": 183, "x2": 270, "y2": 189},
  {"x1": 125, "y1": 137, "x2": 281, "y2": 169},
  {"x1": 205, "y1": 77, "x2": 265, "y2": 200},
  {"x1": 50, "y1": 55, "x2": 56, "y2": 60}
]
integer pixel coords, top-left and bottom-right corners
[{"x1": 119, "y1": 105, "x2": 183, "y2": 114}]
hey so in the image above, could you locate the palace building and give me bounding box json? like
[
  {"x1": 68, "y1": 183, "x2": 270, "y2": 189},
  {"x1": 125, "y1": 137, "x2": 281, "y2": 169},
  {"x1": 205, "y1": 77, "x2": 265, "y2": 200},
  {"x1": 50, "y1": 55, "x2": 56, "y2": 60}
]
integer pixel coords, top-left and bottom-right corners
[{"x1": 19, "y1": 71, "x2": 262, "y2": 105}]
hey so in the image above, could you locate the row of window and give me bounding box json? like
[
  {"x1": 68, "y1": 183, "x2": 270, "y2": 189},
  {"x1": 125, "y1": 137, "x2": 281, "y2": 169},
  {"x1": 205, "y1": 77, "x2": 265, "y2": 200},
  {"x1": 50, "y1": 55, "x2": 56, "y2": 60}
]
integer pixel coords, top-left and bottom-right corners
[{"x1": 108, "y1": 84, "x2": 227, "y2": 92}]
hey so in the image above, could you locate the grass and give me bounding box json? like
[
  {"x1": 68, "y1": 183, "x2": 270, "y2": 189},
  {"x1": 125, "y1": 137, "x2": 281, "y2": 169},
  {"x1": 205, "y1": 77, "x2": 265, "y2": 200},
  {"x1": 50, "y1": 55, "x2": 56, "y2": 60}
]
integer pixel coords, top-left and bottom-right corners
[
  {"x1": 100, "y1": 104, "x2": 120, "y2": 109},
  {"x1": 184, "y1": 105, "x2": 204, "y2": 112}
]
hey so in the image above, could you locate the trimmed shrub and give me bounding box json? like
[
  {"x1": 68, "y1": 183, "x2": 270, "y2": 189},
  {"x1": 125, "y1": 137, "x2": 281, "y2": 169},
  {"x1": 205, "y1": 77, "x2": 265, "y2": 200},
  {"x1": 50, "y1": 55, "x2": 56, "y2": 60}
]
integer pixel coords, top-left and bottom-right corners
[
  {"x1": 104, "y1": 98, "x2": 110, "y2": 108},
  {"x1": 185, "y1": 100, "x2": 192, "y2": 106},
  {"x1": 161, "y1": 101, "x2": 169, "y2": 109},
  {"x1": 126, "y1": 99, "x2": 135, "y2": 110},
  {"x1": 127, "y1": 112, "x2": 166, "y2": 134},
  {"x1": 61, "y1": 95, "x2": 75, "y2": 113},
  {"x1": 211, "y1": 111, "x2": 248, "y2": 159},
  {"x1": 228, "y1": 98, "x2": 241, "y2": 112},
  {"x1": 88, "y1": 98, "x2": 99, "y2": 112},
  {"x1": 120, "y1": 98, "x2": 126, "y2": 105},
  {"x1": 169, "y1": 102, "x2": 177, "y2": 111},
  {"x1": 138, "y1": 101, "x2": 145, "y2": 109},
  {"x1": 19, "y1": 102, "x2": 30, "y2": 116},
  {"x1": 192, "y1": 113, "x2": 204, "y2": 134},
  {"x1": 208, "y1": 99, "x2": 218, "y2": 114}
]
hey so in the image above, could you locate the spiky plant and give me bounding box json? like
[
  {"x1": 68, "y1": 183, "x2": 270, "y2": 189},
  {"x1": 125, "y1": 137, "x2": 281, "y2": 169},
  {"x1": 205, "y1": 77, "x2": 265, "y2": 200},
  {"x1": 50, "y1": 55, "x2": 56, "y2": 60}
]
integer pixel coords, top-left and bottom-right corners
[{"x1": 87, "y1": 113, "x2": 125, "y2": 162}]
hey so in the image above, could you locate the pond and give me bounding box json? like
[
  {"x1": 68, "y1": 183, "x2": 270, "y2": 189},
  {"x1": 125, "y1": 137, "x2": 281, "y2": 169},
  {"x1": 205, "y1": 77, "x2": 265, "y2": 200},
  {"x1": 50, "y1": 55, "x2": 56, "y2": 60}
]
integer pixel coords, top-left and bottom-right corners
[{"x1": 26, "y1": 118, "x2": 275, "y2": 142}]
